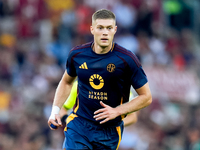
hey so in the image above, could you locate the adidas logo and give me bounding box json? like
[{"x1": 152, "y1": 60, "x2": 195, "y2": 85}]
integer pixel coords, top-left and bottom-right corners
[{"x1": 79, "y1": 62, "x2": 88, "y2": 69}]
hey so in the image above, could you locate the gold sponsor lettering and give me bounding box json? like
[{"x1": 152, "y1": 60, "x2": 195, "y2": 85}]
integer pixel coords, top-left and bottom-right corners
[{"x1": 88, "y1": 91, "x2": 108, "y2": 100}]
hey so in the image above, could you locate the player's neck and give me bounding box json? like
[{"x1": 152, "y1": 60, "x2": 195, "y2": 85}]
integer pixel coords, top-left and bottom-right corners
[{"x1": 92, "y1": 43, "x2": 112, "y2": 54}]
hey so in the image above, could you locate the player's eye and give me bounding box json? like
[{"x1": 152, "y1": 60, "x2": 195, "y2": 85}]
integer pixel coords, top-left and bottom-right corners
[{"x1": 98, "y1": 27, "x2": 103, "y2": 30}]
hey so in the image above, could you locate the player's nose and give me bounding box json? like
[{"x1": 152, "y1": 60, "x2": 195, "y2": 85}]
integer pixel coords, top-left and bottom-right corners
[{"x1": 102, "y1": 29, "x2": 109, "y2": 35}]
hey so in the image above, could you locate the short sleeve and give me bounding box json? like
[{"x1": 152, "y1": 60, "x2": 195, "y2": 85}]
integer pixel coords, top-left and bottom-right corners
[
  {"x1": 130, "y1": 66, "x2": 148, "y2": 89},
  {"x1": 66, "y1": 51, "x2": 77, "y2": 77},
  {"x1": 126, "y1": 53, "x2": 148, "y2": 89}
]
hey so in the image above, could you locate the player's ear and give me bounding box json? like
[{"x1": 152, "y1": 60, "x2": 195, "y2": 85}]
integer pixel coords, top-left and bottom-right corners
[
  {"x1": 90, "y1": 26, "x2": 94, "y2": 35},
  {"x1": 114, "y1": 26, "x2": 117, "y2": 34}
]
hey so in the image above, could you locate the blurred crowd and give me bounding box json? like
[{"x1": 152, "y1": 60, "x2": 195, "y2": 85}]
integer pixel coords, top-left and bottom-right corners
[{"x1": 0, "y1": 0, "x2": 200, "y2": 150}]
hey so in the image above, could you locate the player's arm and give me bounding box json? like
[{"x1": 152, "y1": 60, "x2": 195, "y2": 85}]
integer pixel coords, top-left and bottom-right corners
[
  {"x1": 122, "y1": 82, "x2": 152, "y2": 114},
  {"x1": 123, "y1": 111, "x2": 139, "y2": 127},
  {"x1": 48, "y1": 71, "x2": 76, "y2": 130},
  {"x1": 94, "y1": 83, "x2": 152, "y2": 124},
  {"x1": 59, "y1": 106, "x2": 69, "y2": 124},
  {"x1": 60, "y1": 80, "x2": 78, "y2": 124}
]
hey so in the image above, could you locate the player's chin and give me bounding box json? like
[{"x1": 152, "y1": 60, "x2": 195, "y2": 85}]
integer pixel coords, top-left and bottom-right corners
[{"x1": 99, "y1": 42, "x2": 109, "y2": 47}]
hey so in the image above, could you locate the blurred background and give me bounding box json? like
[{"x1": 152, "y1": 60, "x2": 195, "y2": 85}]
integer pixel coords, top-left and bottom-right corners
[{"x1": 0, "y1": 0, "x2": 200, "y2": 149}]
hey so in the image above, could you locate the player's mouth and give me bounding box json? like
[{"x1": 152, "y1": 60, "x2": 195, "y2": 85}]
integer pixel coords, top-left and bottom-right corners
[{"x1": 101, "y1": 38, "x2": 108, "y2": 42}]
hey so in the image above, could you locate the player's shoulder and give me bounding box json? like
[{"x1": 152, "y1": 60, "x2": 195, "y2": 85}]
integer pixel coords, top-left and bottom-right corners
[
  {"x1": 69, "y1": 41, "x2": 92, "y2": 54},
  {"x1": 114, "y1": 43, "x2": 136, "y2": 57},
  {"x1": 114, "y1": 43, "x2": 141, "y2": 67}
]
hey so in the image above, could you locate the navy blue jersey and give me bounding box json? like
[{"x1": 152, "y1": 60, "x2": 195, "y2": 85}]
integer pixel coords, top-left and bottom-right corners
[{"x1": 66, "y1": 41, "x2": 147, "y2": 126}]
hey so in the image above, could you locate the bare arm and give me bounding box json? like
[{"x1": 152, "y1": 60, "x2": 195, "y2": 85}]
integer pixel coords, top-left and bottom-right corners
[
  {"x1": 123, "y1": 111, "x2": 139, "y2": 127},
  {"x1": 48, "y1": 71, "x2": 76, "y2": 129},
  {"x1": 117, "y1": 82, "x2": 152, "y2": 115},
  {"x1": 94, "y1": 83, "x2": 152, "y2": 124},
  {"x1": 52, "y1": 71, "x2": 76, "y2": 108}
]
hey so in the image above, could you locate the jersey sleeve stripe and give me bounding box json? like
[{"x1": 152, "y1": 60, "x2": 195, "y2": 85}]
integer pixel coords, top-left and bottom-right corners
[
  {"x1": 69, "y1": 42, "x2": 92, "y2": 53},
  {"x1": 66, "y1": 51, "x2": 83, "y2": 73},
  {"x1": 71, "y1": 51, "x2": 82, "y2": 60},
  {"x1": 116, "y1": 55, "x2": 128, "y2": 67},
  {"x1": 115, "y1": 45, "x2": 141, "y2": 67}
]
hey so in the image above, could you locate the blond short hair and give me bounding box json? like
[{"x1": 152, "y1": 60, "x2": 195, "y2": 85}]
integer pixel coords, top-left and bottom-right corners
[{"x1": 92, "y1": 9, "x2": 116, "y2": 24}]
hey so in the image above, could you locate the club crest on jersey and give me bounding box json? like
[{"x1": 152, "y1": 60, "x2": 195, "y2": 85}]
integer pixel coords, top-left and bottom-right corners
[
  {"x1": 89, "y1": 74, "x2": 104, "y2": 90},
  {"x1": 107, "y1": 63, "x2": 116, "y2": 73}
]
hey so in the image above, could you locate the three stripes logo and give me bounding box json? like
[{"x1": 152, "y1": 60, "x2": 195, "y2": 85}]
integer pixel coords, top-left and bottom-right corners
[{"x1": 79, "y1": 62, "x2": 88, "y2": 69}]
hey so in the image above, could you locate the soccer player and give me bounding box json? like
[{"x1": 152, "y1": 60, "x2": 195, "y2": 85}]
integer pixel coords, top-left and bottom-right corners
[{"x1": 48, "y1": 9, "x2": 152, "y2": 150}]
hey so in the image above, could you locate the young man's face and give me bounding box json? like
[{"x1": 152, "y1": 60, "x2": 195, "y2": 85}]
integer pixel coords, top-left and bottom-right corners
[{"x1": 90, "y1": 19, "x2": 117, "y2": 48}]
